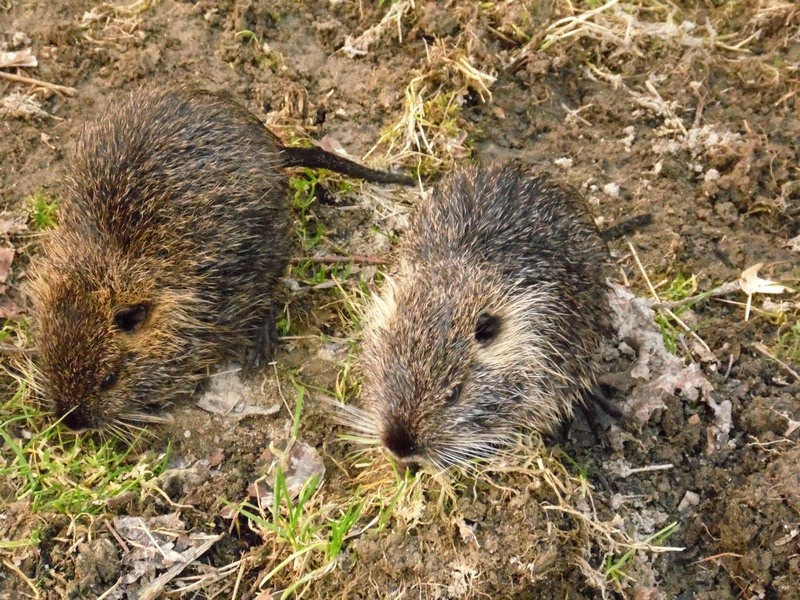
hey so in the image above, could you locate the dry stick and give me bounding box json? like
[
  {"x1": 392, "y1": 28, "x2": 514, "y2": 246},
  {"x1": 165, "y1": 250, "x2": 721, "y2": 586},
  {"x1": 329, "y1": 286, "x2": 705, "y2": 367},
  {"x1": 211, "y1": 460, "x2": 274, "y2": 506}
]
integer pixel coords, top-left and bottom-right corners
[
  {"x1": 694, "y1": 552, "x2": 743, "y2": 563},
  {"x1": 2, "y1": 559, "x2": 40, "y2": 600},
  {"x1": 628, "y1": 241, "x2": 713, "y2": 355},
  {"x1": 619, "y1": 463, "x2": 674, "y2": 477},
  {"x1": 0, "y1": 71, "x2": 77, "y2": 96},
  {"x1": 105, "y1": 519, "x2": 130, "y2": 554},
  {"x1": 96, "y1": 579, "x2": 122, "y2": 600},
  {"x1": 751, "y1": 342, "x2": 800, "y2": 382},
  {"x1": 651, "y1": 280, "x2": 741, "y2": 310},
  {"x1": 290, "y1": 255, "x2": 388, "y2": 265},
  {"x1": 0, "y1": 344, "x2": 35, "y2": 354},
  {"x1": 231, "y1": 558, "x2": 247, "y2": 600}
]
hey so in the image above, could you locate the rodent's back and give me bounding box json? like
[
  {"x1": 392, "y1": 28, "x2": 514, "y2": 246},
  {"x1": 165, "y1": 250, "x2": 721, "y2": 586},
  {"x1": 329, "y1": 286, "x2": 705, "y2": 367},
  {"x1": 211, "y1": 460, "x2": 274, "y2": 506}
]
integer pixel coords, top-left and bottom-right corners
[
  {"x1": 68, "y1": 86, "x2": 288, "y2": 263},
  {"x1": 357, "y1": 163, "x2": 611, "y2": 468}
]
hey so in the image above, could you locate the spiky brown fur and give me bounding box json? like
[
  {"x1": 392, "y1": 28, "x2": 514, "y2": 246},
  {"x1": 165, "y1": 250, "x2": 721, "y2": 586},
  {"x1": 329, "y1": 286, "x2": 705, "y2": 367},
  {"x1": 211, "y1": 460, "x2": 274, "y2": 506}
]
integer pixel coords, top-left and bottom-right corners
[
  {"x1": 29, "y1": 86, "x2": 293, "y2": 432},
  {"x1": 353, "y1": 163, "x2": 612, "y2": 468}
]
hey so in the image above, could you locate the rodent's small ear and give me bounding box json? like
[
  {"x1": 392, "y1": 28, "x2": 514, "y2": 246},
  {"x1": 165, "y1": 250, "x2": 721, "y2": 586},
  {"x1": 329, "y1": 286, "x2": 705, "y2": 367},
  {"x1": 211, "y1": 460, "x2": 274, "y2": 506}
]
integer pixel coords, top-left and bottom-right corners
[
  {"x1": 114, "y1": 302, "x2": 151, "y2": 333},
  {"x1": 474, "y1": 312, "x2": 501, "y2": 344}
]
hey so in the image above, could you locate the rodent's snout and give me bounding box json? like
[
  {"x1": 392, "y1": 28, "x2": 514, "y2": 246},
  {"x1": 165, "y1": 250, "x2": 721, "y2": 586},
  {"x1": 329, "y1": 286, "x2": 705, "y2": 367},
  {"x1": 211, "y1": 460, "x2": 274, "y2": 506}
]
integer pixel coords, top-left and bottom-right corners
[
  {"x1": 60, "y1": 407, "x2": 92, "y2": 431},
  {"x1": 381, "y1": 419, "x2": 418, "y2": 460}
]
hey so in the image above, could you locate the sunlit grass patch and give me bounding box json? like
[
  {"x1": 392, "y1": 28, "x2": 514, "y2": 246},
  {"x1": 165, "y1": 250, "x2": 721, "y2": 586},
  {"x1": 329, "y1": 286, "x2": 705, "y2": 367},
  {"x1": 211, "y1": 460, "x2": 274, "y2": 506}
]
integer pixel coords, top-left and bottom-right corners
[
  {"x1": 0, "y1": 367, "x2": 168, "y2": 516},
  {"x1": 652, "y1": 272, "x2": 699, "y2": 354},
  {"x1": 27, "y1": 189, "x2": 58, "y2": 231},
  {"x1": 775, "y1": 320, "x2": 800, "y2": 365},
  {"x1": 224, "y1": 384, "x2": 406, "y2": 596},
  {"x1": 229, "y1": 468, "x2": 382, "y2": 597}
]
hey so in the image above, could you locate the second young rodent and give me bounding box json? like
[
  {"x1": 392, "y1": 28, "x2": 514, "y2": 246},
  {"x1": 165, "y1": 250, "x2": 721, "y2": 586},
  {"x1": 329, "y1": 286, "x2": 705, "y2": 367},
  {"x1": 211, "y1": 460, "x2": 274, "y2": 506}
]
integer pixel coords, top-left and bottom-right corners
[{"x1": 344, "y1": 162, "x2": 622, "y2": 469}]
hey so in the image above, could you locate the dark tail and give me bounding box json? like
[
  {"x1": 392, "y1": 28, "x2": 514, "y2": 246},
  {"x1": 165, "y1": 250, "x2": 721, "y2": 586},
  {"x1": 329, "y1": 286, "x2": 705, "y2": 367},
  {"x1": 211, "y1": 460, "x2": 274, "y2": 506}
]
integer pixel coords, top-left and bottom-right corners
[
  {"x1": 282, "y1": 146, "x2": 415, "y2": 186},
  {"x1": 600, "y1": 213, "x2": 653, "y2": 241}
]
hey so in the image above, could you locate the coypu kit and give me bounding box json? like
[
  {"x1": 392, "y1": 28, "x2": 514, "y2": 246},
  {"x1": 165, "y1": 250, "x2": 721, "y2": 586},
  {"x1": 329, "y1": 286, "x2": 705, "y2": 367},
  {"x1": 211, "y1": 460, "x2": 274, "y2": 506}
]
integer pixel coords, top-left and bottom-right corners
[
  {"x1": 351, "y1": 163, "x2": 617, "y2": 469},
  {"x1": 29, "y1": 85, "x2": 411, "y2": 432}
]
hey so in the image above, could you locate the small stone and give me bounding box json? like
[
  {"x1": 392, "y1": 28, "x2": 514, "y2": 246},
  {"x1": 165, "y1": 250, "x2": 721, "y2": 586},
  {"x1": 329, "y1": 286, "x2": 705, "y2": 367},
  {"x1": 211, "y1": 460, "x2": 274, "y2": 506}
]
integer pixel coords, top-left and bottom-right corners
[
  {"x1": 553, "y1": 157, "x2": 573, "y2": 169},
  {"x1": 678, "y1": 491, "x2": 700, "y2": 512}
]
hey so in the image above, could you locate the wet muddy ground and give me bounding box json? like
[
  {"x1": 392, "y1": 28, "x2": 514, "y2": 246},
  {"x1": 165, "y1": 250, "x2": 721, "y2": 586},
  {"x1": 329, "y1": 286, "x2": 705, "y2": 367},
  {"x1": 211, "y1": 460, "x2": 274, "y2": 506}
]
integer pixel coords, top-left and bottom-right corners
[{"x1": 1, "y1": 1, "x2": 799, "y2": 598}]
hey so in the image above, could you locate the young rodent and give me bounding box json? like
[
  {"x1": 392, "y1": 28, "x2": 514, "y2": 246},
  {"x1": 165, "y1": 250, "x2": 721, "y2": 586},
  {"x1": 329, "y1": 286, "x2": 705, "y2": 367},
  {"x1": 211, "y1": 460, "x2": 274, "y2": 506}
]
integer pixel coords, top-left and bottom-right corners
[{"x1": 344, "y1": 163, "x2": 624, "y2": 469}]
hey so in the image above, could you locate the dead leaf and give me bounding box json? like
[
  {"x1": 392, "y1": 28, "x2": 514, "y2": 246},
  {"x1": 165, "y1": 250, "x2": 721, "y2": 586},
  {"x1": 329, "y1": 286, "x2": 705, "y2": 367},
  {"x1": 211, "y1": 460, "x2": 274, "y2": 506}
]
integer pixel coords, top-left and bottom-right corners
[
  {"x1": 196, "y1": 363, "x2": 280, "y2": 420},
  {"x1": 739, "y1": 263, "x2": 792, "y2": 296},
  {"x1": 206, "y1": 447, "x2": 225, "y2": 468},
  {"x1": 317, "y1": 135, "x2": 351, "y2": 158},
  {"x1": 0, "y1": 49, "x2": 38, "y2": 68},
  {"x1": 0, "y1": 247, "x2": 15, "y2": 284},
  {"x1": 739, "y1": 263, "x2": 792, "y2": 321},
  {"x1": 109, "y1": 514, "x2": 221, "y2": 600},
  {"x1": 0, "y1": 92, "x2": 51, "y2": 119},
  {"x1": 786, "y1": 235, "x2": 800, "y2": 253}
]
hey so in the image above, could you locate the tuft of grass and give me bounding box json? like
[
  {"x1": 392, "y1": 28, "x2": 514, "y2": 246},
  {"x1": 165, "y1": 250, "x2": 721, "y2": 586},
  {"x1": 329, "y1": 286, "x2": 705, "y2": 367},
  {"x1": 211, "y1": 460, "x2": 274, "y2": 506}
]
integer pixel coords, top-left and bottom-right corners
[
  {"x1": 276, "y1": 303, "x2": 293, "y2": 336},
  {"x1": 288, "y1": 170, "x2": 366, "y2": 288},
  {"x1": 368, "y1": 81, "x2": 473, "y2": 176},
  {"x1": 289, "y1": 375, "x2": 306, "y2": 441},
  {"x1": 27, "y1": 189, "x2": 58, "y2": 230},
  {"x1": 0, "y1": 317, "x2": 32, "y2": 348},
  {"x1": 234, "y1": 29, "x2": 260, "y2": 44},
  {"x1": 230, "y1": 465, "x2": 391, "y2": 597},
  {"x1": 366, "y1": 38, "x2": 494, "y2": 176},
  {"x1": 289, "y1": 170, "x2": 330, "y2": 286},
  {"x1": 290, "y1": 169, "x2": 323, "y2": 253},
  {"x1": 775, "y1": 320, "x2": 800, "y2": 365},
  {"x1": 0, "y1": 370, "x2": 169, "y2": 516},
  {"x1": 651, "y1": 272, "x2": 698, "y2": 354},
  {"x1": 604, "y1": 521, "x2": 679, "y2": 582}
]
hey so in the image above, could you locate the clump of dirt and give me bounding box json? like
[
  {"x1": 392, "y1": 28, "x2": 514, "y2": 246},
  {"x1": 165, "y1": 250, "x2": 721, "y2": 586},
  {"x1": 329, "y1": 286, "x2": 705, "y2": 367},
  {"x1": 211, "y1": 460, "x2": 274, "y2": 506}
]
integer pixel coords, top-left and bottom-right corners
[{"x1": 1, "y1": 1, "x2": 798, "y2": 598}]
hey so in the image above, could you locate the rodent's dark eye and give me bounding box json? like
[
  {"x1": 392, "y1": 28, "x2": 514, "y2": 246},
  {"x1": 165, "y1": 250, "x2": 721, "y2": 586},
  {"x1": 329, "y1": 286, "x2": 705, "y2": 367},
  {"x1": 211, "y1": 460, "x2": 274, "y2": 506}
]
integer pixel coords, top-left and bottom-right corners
[
  {"x1": 475, "y1": 312, "x2": 501, "y2": 344},
  {"x1": 444, "y1": 383, "x2": 462, "y2": 405},
  {"x1": 100, "y1": 371, "x2": 118, "y2": 391},
  {"x1": 114, "y1": 302, "x2": 151, "y2": 333}
]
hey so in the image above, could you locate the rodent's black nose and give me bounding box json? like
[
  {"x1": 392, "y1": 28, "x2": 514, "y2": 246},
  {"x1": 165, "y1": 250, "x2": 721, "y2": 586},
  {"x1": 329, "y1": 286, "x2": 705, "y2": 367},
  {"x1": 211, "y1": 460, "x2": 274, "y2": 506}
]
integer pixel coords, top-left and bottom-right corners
[
  {"x1": 61, "y1": 408, "x2": 91, "y2": 431},
  {"x1": 397, "y1": 459, "x2": 421, "y2": 475},
  {"x1": 382, "y1": 423, "x2": 417, "y2": 459}
]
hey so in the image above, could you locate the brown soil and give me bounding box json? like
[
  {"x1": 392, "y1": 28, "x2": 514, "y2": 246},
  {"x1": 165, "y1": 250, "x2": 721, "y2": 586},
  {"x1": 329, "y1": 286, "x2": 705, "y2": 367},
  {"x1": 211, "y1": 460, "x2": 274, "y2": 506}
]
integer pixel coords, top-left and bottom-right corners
[{"x1": 1, "y1": 1, "x2": 798, "y2": 599}]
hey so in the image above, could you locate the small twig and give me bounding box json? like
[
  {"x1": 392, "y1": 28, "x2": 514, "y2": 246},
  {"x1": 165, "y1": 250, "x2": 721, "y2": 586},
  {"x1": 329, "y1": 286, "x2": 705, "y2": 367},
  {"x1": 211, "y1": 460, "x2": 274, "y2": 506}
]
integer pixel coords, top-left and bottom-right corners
[
  {"x1": 2, "y1": 559, "x2": 40, "y2": 599},
  {"x1": 290, "y1": 255, "x2": 388, "y2": 265},
  {"x1": 486, "y1": 25, "x2": 518, "y2": 46},
  {"x1": 96, "y1": 579, "x2": 121, "y2": 600},
  {"x1": 230, "y1": 558, "x2": 246, "y2": 600},
  {"x1": 694, "y1": 552, "x2": 743, "y2": 564},
  {"x1": 620, "y1": 463, "x2": 674, "y2": 477},
  {"x1": 0, "y1": 344, "x2": 35, "y2": 355},
  {"x1": 751, "y1": 342, "x2": 800, "y2": 382},
  {"x1": 105, "y1": 519, "x2": 130, "y2": 554},
  {"x1": 0, "y1": 71, "x2": 77, "y2": 97},
  {"x1": 723, "y1": 353, "x2": 735, "y2": 380}
]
